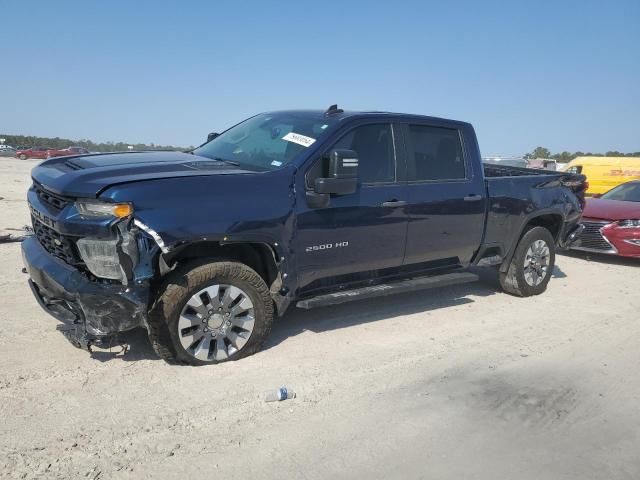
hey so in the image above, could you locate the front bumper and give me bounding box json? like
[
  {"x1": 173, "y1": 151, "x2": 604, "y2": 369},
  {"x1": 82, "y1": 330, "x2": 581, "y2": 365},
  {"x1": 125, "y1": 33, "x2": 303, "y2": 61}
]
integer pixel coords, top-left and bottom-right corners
[
  {"x1": 601, "y1": 223, "x2": 640, "y2": 258},
  {"x1": 571, "y1": 219, "x2": 640, "y2": 258},
  {"x1": 21, "y1": 236, "x2": 149, "y2": 349}
]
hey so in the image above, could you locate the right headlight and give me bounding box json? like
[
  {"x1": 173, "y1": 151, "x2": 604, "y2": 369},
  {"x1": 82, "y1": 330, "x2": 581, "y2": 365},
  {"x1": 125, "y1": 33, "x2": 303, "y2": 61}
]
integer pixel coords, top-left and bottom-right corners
[
  {"x1": 76, "y1": 200, "x2": 133, "y2": 219},
  {"x1": 616, "y1": 219, "x2": 640, "y2": 228}
]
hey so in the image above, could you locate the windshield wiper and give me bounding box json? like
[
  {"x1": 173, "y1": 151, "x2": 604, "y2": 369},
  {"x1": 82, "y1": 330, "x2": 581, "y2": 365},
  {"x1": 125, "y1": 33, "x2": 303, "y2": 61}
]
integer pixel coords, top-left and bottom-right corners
[
  {"x1": 209, "y1": 157, "x2": 241, "y2": 166},
  {"x1": 189, "y1": 152, "x2": 241, "y2": 166}
]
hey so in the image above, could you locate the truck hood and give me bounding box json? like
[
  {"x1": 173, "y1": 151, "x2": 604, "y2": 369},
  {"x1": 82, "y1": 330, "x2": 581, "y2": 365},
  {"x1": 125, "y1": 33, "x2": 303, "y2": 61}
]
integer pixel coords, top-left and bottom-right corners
[
  {"x1": 583, "y1": 198, "x2": 640, "y2": 221},
  {"x1": 31, "y1": 151, "x2": 256, "y2": 197}
]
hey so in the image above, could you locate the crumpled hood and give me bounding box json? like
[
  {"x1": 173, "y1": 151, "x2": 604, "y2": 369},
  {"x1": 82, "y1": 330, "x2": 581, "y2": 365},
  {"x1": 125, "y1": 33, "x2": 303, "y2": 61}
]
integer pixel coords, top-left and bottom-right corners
[
  {"x1": 583, "y1": 198, "x2": 640, "y2": 221},
  {"x1": 31, "y1": 151, "x2": 255, "y2": 198}
]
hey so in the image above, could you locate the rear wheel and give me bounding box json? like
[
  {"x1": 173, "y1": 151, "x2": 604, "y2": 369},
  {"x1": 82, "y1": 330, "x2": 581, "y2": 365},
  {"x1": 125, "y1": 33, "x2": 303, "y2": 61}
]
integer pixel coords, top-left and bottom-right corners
[
  {"x1": 19, "y1": 154, "x2": 27, "y2": 160},
  {"x1": 499, "y1": 226, "x2": 555, "y2": 297},
  {"x1": 148, "y1": 261, "x2": 274, "y2": 365}
]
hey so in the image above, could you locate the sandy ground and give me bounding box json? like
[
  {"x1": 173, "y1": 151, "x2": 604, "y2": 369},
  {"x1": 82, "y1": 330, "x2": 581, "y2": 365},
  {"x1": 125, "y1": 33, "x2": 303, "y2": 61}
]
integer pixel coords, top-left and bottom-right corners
[{"x1": 1, "y1": 158, "x2": 639, "y2": 479}]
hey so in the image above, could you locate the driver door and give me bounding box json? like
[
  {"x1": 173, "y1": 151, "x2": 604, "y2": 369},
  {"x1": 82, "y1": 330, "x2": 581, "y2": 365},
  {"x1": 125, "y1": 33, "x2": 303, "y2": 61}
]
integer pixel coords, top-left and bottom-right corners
[{"x1": 294, "y1": 122, "x2": 408, "y2": 294}]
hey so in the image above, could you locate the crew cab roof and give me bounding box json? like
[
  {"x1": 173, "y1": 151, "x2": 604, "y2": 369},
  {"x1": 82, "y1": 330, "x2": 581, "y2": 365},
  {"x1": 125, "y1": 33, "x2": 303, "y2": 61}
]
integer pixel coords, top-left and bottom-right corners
[{"x1": 267, "y1": 109, "x2": 472, "y2": 128}]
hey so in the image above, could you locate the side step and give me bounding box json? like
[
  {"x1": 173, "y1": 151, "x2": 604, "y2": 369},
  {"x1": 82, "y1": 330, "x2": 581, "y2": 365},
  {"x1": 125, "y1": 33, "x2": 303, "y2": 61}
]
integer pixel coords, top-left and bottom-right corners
[{"x1": 296, "y1": 271, "x2": 479, "y2": 309}]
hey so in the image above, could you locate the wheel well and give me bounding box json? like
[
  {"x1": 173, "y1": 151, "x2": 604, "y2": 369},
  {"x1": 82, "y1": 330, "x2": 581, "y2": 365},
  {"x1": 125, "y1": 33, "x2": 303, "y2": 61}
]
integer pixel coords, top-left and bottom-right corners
[
  {"x1": 163, "y1": 241, "x2": 279, "y2": 286},
  {"x1": 499, "y1": 214, "x2": 563, "y2": 273},
  {"x1": 525, "y1": 214, "x2": 563, "y2": 240}
]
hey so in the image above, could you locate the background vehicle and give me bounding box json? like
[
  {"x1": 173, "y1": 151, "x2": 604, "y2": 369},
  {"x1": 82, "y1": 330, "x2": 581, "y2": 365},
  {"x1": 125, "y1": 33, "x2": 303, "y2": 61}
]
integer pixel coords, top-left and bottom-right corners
[
  {"x1": 46, "y1": 146, "x2": 90, "y2": 158},
  {"x1": 482, "y1": 156, "x2": 528, "y2": 168},
  {"x1": 572, "y1": 180, "x2": 640, "y2": 258},
  {"x1": 21, "y1": 108, "x2": 586, "y2": 365},
  {"x1": 0, "y1": 147, "x2": 16, "y2": 157},
  {"x1": 563, "y1": 156, "x2": 640, "y2": 195},
  {"x1": 527, "y1": 158, "x2": 558, "y2": 170},
  {"x1": 15, "y1": 147, "x2": 49, "y2": 160}
]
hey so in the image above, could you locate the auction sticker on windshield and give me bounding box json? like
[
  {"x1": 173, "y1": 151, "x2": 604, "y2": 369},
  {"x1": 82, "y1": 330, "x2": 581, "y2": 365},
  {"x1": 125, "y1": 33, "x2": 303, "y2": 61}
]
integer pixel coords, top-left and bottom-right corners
[{"x1": 282, "y1": 132, "x2": 316, "y2": 147}]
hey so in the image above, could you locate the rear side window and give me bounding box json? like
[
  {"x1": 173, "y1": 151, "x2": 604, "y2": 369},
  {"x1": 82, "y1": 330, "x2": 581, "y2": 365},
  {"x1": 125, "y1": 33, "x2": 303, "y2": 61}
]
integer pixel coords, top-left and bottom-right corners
[{"x1": 406, "y1": 125, "x2": 466, "y2": 181}]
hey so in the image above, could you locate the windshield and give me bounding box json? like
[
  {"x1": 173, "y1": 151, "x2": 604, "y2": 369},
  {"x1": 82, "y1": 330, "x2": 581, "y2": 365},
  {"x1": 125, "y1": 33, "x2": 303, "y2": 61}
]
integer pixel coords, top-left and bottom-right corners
[
  {"x1": 601, "y1": 182, "x2": 640, "y2": 202},
  {"x1": 193, "y1": 112, "x2": 338, "y2": 171}
]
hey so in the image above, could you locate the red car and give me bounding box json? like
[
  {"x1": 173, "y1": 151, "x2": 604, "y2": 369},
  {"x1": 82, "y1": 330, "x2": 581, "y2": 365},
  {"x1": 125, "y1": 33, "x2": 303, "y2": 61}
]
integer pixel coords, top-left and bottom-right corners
[
  {"x1": 573, "y1": 180, "x2": 640, "y2": 258},
  {"x1": 46, "y1": 146, "x2": 90, "y2": 158},
  {"x1": 15, "y1": 147, "x2": 50, "y2": 160}
]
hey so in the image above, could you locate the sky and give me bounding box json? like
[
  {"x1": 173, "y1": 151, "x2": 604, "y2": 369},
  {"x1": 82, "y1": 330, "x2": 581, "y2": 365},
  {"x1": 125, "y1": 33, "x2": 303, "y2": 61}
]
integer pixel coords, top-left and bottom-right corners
[{"x1": 1, "y1": 0, "x2": 638, "y2": 155}]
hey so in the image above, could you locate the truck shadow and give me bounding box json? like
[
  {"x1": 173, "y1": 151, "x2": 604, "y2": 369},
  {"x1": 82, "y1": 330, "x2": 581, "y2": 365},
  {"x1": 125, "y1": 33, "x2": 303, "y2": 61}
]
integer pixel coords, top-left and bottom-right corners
[
  {"x1": 551, "y1": 264, "x2": 567, "y2": 278},
  {"x1": 91, "y1": 273, "x2": 502, "y2": 363},
  {"x1": 89, "y1": 266, "x2": 572, "y2": 362},
  {"x1": 265, "y1": 271, "x2": 500, "y2": 351},
  {"x1": 89, "y1": 327, "x2": 160, "y2": 362}
]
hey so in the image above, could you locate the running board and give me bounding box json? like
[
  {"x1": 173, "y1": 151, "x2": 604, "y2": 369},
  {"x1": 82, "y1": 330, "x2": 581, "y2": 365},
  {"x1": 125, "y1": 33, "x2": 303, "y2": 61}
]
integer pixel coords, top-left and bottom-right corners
[{"x1": 296, "y1": 271, "x2": 479, "y2": 309}]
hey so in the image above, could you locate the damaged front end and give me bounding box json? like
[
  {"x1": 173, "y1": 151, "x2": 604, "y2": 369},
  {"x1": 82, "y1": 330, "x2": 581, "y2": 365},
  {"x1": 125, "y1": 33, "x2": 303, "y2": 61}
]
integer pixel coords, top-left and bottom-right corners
[{"x1": 23, "y1": 185, "x2": 162, "y2": 350}]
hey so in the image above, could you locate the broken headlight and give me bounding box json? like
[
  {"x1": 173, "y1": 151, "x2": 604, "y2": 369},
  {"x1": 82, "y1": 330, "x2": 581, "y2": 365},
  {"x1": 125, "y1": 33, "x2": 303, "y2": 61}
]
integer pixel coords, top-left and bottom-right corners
[
  {"x1": 76, "y1": 224, "x2": 139, "y2": 283},
  {"x1": 76, "y1": 238, "x2": 128, "y2": 282}
]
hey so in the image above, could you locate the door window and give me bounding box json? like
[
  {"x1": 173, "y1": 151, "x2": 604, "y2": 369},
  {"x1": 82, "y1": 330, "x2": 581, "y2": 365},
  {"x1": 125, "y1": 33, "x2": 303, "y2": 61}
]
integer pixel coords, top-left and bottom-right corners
[
  {"x1": 307, "y1": 123, "x2": 396, "y2": 187},
  {"x1": 406, "y1": 125, "x2": 466, "y2": 181}
]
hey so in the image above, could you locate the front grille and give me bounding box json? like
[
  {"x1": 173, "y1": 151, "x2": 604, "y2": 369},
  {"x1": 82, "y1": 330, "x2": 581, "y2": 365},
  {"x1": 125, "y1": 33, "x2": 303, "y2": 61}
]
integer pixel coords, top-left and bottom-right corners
[
  {"x1": 31, "y1": 217, "x2": 81, "y2": 265},
  {"x1": 33, "y1": 182, "x2": 72, "y2": 211},
  {"x1": 575, "y1": 220, "x2": 617, "y2": 253}
]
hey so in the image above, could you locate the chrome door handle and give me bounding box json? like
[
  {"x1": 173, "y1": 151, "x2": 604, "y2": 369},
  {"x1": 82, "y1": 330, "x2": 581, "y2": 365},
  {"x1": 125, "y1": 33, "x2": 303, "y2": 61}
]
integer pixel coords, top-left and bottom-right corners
[
  {"x1": 381, "y1": 200, "x2": 407, "y2": 207},
  {"x1": 463, "y1": 195, "x2": 482, "y2": 202}
]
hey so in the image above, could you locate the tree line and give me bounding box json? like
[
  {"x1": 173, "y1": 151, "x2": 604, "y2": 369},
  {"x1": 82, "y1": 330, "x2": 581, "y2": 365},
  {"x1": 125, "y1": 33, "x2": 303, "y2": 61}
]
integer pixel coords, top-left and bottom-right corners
[
  {"x1": 524, "y1": 147, "x2": 640, "y2": 162},
  {"x1": 0, "y1": 134, "x2": 192, "y2": 152},
  {"x1": 3, "y1": 134, "x2": 638, "y2": 161}
]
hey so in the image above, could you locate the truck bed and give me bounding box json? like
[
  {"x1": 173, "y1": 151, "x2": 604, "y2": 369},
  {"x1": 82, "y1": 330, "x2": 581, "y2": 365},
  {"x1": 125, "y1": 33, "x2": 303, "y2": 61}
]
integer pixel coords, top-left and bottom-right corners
[
  {"x1": 483, "y1": 163, "x2": 561, "y2": 178},
  {"x1": 480, "y1": 164, "x2": 585, "y2": 262}
]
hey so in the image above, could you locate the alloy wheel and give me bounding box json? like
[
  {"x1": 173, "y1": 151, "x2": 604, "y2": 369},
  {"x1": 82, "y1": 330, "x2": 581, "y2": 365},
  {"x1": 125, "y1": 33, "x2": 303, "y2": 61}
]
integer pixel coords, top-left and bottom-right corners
[
  {"x1": 523, "y1": 239, "x2": 550, "y2": 286},
  {"x1": 178, "y1": 284, "x2": 255, "y2": 361}
]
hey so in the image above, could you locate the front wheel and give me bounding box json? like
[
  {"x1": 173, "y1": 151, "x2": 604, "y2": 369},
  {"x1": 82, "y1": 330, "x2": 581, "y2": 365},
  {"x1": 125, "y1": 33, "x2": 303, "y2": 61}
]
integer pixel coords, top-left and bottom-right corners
[
  {"x1": 19, "y1": 154, "x2": 27, "y2": 160},
  {"x1": 148, "y1": 261, "x2": 274, "y2": 365},
  {"x1": 499, "y1": 226, "x2": 556, "y2": 297}
]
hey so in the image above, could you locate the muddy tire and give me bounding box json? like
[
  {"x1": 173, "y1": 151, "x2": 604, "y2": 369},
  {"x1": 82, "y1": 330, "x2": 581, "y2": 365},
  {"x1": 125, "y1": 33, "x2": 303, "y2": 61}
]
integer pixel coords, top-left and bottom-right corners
[
  {"x1": 499, "y1": 226, "x2": 556, "y2": 297},
  {"x1": 148, "y1": 260, "x2": 274, "y2": 365}
]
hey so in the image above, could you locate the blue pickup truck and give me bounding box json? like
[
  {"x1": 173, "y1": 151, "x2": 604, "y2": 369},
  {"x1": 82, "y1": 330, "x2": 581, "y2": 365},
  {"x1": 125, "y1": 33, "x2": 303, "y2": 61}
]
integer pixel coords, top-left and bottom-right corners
[{"x1": 22, "y1": 106, "x2": 586, "y2": 365}]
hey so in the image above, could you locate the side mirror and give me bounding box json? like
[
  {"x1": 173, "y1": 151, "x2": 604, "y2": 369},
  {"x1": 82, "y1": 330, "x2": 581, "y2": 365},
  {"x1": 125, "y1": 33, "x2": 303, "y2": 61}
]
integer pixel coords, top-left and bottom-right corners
[
  {"x1": 207, "y1": 132, "x2": 219, "y2": 142},
  {"x1": 314, "y1": 149, "x2": 358, "y2": 195},
  {"x1": 329, "y1": 149, "x2": 358, "y2": 179},
  {"x1": 591, "y1": 193, "x2": 602, "y2": 198}
]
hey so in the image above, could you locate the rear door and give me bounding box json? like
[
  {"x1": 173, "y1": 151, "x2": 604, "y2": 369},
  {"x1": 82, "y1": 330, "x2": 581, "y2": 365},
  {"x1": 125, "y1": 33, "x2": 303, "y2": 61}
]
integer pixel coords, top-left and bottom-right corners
[
  {"x1": 399, "y1": 122, "x2": 486, "y2": 267},
  {"x1": 295, "y1": 121, "x2": 408, "y2": 293}
]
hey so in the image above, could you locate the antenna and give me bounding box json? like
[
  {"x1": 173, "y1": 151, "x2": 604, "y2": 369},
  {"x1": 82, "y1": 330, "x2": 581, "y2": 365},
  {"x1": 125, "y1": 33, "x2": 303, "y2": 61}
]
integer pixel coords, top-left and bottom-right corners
[{"x1": 325, "y1": 104, "x2": 344, "y2": 115}]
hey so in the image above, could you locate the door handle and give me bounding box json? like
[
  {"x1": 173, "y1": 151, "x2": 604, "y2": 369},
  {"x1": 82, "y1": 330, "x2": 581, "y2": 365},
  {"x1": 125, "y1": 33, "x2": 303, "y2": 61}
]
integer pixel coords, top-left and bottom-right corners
[
  {"x1": 381, "y1": 200, "x2": 407, "y2": 207},
  {"x1": 463, "y1": 194, "x2": 482, "y2": 202}
]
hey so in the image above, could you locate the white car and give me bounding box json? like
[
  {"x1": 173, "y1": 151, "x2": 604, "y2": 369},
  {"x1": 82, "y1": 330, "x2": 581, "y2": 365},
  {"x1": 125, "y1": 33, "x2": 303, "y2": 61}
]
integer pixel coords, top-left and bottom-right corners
[{"x1": 0, "y1": 147, "x2": 16, "y2": 157}]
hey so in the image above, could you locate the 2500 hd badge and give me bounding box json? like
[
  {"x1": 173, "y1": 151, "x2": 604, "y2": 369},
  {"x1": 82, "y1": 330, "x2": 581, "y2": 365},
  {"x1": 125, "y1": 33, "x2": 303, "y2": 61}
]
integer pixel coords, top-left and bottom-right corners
[{"x1": 305, "y1": 241, "x2": 349, "y2": 253}]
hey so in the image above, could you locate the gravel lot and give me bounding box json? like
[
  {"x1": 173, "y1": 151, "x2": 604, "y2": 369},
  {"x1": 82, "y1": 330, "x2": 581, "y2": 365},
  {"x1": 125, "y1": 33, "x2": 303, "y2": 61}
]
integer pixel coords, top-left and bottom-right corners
[{"x1": 1, "y1": 158, "x2": 639, "y2": 479}]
